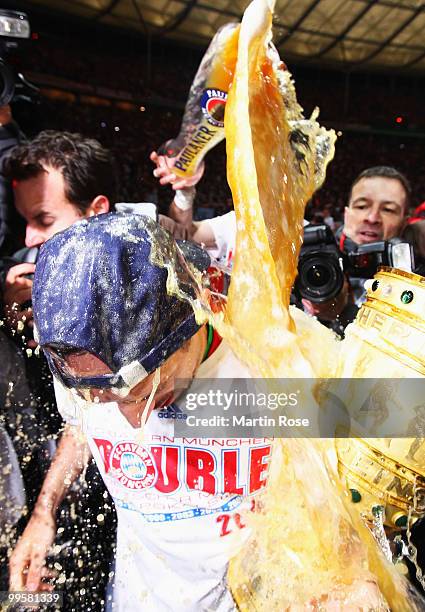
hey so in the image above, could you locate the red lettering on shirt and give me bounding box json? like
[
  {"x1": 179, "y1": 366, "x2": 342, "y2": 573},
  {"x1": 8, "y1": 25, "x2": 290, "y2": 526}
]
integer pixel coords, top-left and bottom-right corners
[
  {"x1": 151, "y1": 446, "x2": 180, "y2": 494},
  {"x1": 185, "y1": 448, "x2": 217, "y2": 494},
  {"x1": 92, "y1": 437, "x2": 271, "y2": 495},
  {"x1": 222, "y1": 450, "x2": 244, "y2": 494},
  {"x1": 249, "y1": 446, "x2": 271, "y2": 493},
  {"x1": 93, "y1": 437, "x2": 113, "y2": 473}
]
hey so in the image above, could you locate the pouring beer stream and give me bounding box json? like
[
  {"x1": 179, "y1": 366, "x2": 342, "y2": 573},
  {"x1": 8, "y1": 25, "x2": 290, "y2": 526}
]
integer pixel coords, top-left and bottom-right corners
[{"x1": 154, "y1": 0, "x2": 425, "y2": 608}]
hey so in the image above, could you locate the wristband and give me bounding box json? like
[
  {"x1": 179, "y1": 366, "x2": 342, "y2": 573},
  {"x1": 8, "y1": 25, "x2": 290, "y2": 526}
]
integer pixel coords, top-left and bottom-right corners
[{"x1": 174, "y1": 187, "x2": 196, "y2": 211}]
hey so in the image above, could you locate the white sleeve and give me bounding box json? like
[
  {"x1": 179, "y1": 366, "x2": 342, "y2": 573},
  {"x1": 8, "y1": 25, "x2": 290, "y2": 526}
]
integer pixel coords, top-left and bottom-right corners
[
  {"x1": 53, "y1": 376, "x2": 81, "y2": 427},
  {"x1": 205, "y1": 211, "x2": 237, "y2": 260}
]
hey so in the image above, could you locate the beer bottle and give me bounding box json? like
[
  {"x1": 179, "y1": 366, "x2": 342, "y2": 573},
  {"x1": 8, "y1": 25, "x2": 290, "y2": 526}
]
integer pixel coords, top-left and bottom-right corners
[{"x1": 158, "y1": 23, "x2": 239, "y2": 182}]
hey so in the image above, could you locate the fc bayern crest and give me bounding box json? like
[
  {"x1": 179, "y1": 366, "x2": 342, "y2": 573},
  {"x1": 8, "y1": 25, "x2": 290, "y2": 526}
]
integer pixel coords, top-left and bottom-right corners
[
  {"x1": 201, "y1": 89, "x2": 227, "y2": 127},
  {"x1": 111, "y1": 442, "x2": 157, "y2": 490}
]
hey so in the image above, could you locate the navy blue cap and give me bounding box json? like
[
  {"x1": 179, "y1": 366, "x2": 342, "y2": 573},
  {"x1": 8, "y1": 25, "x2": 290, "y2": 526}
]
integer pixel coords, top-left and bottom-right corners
[{"x1": 33, "y1": 213, "x2": 202, "y2": 375}]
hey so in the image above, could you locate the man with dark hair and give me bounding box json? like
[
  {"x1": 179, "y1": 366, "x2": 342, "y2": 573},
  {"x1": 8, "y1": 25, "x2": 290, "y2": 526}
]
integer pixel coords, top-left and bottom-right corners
[
  {"x1": 349, "y1": 166, "x2": 411, "y2": 205},
  {"x1": 340, "y1": 165, "x2": 410, "y2": 249},
  {"x1": 334, "y1": 166, "x2": 411, "y2": 307},
  {"x1": 3, "y1": 130, "x2": 116, "y2": 248},
  {"x1": 1, "y1": 130, "x2": 116, "y2": 328}
]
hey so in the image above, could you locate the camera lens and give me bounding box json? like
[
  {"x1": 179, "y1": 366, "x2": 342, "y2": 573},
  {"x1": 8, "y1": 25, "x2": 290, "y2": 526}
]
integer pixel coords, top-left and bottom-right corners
[
  {"x1": 305, "y1": 263, "x2": 331, "y2": 288},
  {"x1": 297, "y1": 254, "x2": 344, "y2": 303}
]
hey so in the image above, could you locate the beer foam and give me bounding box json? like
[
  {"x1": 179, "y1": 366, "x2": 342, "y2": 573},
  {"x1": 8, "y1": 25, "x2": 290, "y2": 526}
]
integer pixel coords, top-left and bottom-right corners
[{"x1": 219, "y1": 0, "x2": 421, "y2": 609}]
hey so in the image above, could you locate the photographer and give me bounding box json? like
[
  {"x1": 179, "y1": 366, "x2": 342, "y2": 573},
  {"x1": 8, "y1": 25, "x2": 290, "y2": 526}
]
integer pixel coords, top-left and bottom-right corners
[
  {"x1": 336, "y1": 166, "x2": 410, "y2": 306},
  {"x1": 298, "y1": 167, "x2": 415, "y2": 332},
  {"x1": 0, "y1": 10, "x2": 37, "y2": 257},
  {"x1": 1, "y1": 130, "x2": 114, "y2": 330}
]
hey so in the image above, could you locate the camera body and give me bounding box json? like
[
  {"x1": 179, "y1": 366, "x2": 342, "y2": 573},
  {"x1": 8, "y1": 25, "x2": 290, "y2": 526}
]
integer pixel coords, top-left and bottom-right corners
[
  {"x1": 22, "y1": 246, "x2": 39, "y2": 281},
  {"x1": 346, "y1": 239, "x2": 414, "y2": 279},
  {"x1": 295, "y1": 224, "x2": 415, "y2": 304},
  {"x1": 0, "y1": 10, "x2": 35, "y2": 106},
  {"x1": 295, "y1": 224, "x2": 345, "y2": 303}
]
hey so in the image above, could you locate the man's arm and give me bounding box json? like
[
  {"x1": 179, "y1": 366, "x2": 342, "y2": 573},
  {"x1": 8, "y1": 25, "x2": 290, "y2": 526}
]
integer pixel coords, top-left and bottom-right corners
[
  {"x1": 9, "y1": 424, "x2": 91, "y2": 591},
  {"x1": 166, "y1": 198, "x2": 217, "y2": 249},
  {"x1": 168, "y1": 197, "x2": 194, "y2": 229},
  {"x1": 151, "y1": 150, "x2": 218, "y2": 248},
  {"x1": 159, "y1": 208, "x2": 218, "y2": 249}
]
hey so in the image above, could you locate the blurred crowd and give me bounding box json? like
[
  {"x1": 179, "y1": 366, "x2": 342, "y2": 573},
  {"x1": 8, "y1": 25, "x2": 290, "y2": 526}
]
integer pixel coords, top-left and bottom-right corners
[
  {"x1": 21, "y1": 97, "x2": 424, "y2": 229},
  {"x1": 6, "y1": 15, "x2": 423, "y2": 229}
]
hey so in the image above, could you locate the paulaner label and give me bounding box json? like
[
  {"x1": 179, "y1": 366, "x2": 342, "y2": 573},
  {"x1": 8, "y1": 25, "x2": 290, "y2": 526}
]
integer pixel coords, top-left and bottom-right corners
[
  {"x1": 201, "y1": 88, "x2": 227, "y2": 127},
  {"x1": 173, "y1": 88, "x2": 228, "y2": 175},
  {"x1": 174, "y1": 124, "x2": 219, "y2": 173}
]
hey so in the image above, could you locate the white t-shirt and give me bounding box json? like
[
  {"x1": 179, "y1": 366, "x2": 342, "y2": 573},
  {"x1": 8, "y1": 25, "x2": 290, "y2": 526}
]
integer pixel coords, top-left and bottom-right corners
[
  {"x1": 206, "y1": 212, "x2": 237, "y2": 266},
  {"x1": 54, "y1": 341, "x2": 272, "y2": 611},
  {"x1": 206, "y1": 211, "x2": 308, "y2": 268}
]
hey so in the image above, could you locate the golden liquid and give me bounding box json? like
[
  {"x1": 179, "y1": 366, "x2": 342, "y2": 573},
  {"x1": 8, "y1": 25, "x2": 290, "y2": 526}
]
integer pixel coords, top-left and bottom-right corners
[
  {"x1": 155, "y1": 0, "x2": 424, "y2": 607},
  {"x1": 207, "y1": 26, "x2": 239, "y2": 93},
  {"x1": 214, "y1": 0, "x2": 423, "y2": 609}
]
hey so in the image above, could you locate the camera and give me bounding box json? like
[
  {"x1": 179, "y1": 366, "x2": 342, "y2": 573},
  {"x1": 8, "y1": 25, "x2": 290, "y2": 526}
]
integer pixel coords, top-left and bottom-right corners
[
  {"x1": 22, "y1": 246, "x2": 39, "y2": 280},
  {"x1": 347, "y1": 239, "x2": 414, "y2": 278},
  {"x1": 295, "y1": 224, "x2": 345, "y2": 303},
  {"x1": 295, "y1": 224, "x2": 415, "y2": 304},
  {"x1": 0, "y1": 10, "x2": 37, "y2": 106}
]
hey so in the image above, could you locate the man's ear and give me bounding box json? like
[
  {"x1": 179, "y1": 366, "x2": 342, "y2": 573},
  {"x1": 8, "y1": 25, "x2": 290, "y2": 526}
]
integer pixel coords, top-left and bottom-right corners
[{"x1": 86, "y1": 195, "x2": 110, "y2": 217}]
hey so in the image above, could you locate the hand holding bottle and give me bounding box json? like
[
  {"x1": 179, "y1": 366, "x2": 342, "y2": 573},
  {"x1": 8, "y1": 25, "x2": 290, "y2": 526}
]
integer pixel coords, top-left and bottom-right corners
[
  {"x1": 150, "y1": 150, "x2": 205, "y2": 190},
  {"x1": 156, "y1": 23, "x2": 239, "y2": 182}
]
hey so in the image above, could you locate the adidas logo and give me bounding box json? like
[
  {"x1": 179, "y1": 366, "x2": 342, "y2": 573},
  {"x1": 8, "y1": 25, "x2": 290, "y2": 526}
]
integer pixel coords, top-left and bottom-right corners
[{"x1": 158, "y1": 404, "x2": 188, "y2": 420}]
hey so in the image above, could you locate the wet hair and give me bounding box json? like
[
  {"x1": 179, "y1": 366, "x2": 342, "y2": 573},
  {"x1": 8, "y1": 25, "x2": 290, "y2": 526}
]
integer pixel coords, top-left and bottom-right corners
[
  {"x1": 349, "y1": 166, "x2": 411, "y2": 213},
  {"x1": 4, "y1": 130, "x2": 118, "y2": 213}
]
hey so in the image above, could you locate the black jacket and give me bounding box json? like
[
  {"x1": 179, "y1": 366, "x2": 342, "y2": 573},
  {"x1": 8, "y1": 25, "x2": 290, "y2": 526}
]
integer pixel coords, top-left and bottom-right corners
[{"x1": 0, "y1": 120, "x2": 25, "y2": 257}]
